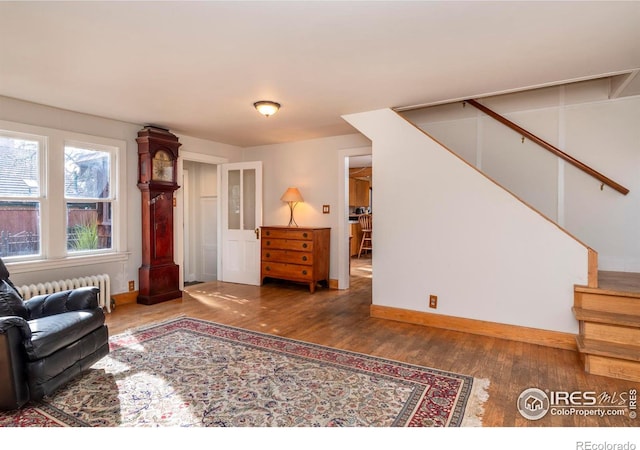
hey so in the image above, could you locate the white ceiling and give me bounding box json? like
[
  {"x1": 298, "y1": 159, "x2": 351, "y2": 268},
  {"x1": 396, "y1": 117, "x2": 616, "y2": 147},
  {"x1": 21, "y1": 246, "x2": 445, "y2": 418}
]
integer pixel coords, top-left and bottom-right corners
[{"x1": 1, "y1": 1, "x2": 639, "y2": 147}]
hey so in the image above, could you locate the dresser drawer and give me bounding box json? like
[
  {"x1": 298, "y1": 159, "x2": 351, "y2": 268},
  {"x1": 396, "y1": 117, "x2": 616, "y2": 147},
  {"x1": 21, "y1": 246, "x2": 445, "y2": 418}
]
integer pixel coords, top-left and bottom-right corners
[
  {"x1": 262, "y1": 249, "x2": 313, "y2": 265},
  {"x1": 263, "y1": 238, "x2": 314, "y2": 252},
  {"x1": 262, "y1": 228, "x2": 314, "y2": 240},
  {"x1": 261, "y1": 262, "x2": 313, "y2": 281}
]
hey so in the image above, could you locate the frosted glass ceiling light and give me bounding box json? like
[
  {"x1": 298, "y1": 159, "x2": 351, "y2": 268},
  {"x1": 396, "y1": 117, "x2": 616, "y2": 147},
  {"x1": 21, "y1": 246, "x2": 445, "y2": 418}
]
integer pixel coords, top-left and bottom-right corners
[{"x1": 254, "y1": 101, "x2": 281, "y2": 117}]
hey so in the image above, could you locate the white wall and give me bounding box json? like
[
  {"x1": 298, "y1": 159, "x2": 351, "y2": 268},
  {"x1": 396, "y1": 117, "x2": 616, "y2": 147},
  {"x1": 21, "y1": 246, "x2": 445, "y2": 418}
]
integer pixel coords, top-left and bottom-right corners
[
  {"x1": 242, "y1": 133, "x2": 371, "y2": 281},
  {"x1": 402, "y1": 80, "x2": 640, "y2": 271},
  {"x1": 177, "y1": 134, "x2": 240, "y2": 164},
  {"x1": 0, "y1": 96, "x2": 242, "y2": 295},
  {"x1": 344, "y1": 108, "x2": 589, "y2": 334}
]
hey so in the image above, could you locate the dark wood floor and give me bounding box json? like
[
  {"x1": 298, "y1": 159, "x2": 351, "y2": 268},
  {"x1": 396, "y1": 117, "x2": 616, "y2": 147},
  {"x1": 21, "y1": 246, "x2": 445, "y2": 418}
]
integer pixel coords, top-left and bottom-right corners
[{"x1": 106, "y1": 257, "x2": 637, "y2": 427}]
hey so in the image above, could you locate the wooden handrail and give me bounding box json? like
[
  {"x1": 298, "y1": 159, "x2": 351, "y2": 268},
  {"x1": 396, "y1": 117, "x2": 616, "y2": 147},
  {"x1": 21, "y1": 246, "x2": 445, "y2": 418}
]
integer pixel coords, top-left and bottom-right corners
[{"x1": 464, "y1": 99, "x2": 629, "y2": 195}]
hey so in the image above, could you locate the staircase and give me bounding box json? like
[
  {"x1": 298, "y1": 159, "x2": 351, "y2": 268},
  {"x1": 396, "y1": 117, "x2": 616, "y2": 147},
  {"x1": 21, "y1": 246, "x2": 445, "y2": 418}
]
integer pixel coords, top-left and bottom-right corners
[{"x1": 573, "y1": 272, "x2": 640, "y2": 382}]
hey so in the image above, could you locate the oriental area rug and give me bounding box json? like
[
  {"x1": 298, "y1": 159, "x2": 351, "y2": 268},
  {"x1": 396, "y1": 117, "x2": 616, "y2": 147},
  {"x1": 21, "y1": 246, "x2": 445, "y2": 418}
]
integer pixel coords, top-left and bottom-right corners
[{"x1": 0, "y1": 317, "x2": 489, "y2": 427}]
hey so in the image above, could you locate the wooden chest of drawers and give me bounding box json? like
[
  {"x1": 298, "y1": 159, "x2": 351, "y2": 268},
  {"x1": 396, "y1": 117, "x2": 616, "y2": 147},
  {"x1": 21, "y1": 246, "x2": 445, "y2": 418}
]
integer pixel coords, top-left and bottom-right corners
[{"x1": 260, "y1": 226, "x2": 330, "y2": 293}]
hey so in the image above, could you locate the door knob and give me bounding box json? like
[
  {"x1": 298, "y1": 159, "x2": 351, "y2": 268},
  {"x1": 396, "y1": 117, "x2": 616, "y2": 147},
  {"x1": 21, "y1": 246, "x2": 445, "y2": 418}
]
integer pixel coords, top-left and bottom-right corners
[{"x1": 255, "y1": 228, "x2": 260, "y2": 239}]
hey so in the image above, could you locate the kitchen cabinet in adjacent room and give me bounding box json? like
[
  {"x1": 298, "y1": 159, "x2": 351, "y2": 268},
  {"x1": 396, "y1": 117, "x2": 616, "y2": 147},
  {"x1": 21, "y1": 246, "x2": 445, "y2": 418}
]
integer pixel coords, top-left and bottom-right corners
[{"x1": 349, "y1": 178, "x2": 370, "y2": 207}]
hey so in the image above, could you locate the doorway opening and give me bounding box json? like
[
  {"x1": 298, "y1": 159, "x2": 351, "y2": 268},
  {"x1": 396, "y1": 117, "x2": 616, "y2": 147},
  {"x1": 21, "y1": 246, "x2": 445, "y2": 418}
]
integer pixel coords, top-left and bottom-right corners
[
  {"x1": 182, "y1": 160, "x2": 219, "y2": 285},
  {"x1": 347, "y1": 154, "x2": 372, "y2": 281}
]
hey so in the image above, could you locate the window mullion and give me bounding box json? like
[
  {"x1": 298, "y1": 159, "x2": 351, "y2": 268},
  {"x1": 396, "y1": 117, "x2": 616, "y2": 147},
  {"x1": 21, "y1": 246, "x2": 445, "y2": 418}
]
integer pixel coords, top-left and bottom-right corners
[{"x1": 46, "y1": 134, "x2": 66, "y2": 258}]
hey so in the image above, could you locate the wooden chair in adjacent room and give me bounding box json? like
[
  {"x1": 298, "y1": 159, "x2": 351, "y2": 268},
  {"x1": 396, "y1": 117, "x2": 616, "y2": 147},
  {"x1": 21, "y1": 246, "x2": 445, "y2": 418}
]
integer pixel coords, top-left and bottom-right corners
[{"x1": 358, "y1": 214, "x2": 372, "y2": 258}]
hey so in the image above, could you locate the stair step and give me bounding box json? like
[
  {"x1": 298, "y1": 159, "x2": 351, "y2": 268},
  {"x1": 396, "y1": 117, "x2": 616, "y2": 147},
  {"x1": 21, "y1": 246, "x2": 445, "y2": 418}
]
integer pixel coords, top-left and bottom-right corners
[
  {"x1": 574, "y1": 288, "x2": 640, "y2": 315},
  {"x1": 597, "y1": 270, "x2": 640, "y2": 293},
  {"x1": 576, "y1": 336, "x2": 640, "y2": 362},
  {"x1": 572, "y1": 307, "x2": 640, "y2": 328},
  {"x1": 575, "y1": 285, "x2": 640, "y2": 299},
  {"x1": 574, "y1": 272, "x2": 640, "y2": 382},
  {"x1": 582, "y1": 353, "x2": 640, "y2": 383},
  {"x1": 581, "y1": 321, "x2": 640, "y2": 346}
]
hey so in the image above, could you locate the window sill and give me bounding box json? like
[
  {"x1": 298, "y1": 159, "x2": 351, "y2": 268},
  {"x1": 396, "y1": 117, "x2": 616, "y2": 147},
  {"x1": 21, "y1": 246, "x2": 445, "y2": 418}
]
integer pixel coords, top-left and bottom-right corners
[{"x1": 6, "y1": 252, "x2": 131, "y2": 274}]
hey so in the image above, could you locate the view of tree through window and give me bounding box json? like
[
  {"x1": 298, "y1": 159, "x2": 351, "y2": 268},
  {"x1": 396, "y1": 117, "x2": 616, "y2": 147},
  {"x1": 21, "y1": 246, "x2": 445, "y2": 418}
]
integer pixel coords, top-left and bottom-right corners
[
  {"x1": 0, "y1": 135, "x2": 41, "y2": 257},
  {"x1": 65, "y1": 146, "x2": 113, "y2": 252}
]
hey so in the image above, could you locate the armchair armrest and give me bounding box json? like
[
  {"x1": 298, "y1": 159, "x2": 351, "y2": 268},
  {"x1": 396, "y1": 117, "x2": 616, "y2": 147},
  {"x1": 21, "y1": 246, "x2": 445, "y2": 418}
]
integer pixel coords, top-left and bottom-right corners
[
  {"x1": 25, "y1": 286, "x2": 100, "y2": 320},
  {"x1": 0, "y1": 316, "x2": 31, "y2": 410},
  {"x1": 0, "y1": 316, "x2": 32, "y2": 340}
]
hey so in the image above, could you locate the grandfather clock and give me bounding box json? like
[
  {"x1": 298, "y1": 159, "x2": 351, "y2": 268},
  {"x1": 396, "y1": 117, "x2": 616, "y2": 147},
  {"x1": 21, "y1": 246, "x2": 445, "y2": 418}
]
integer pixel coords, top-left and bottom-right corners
[{"x1": 136, "y1": 126, "x2": 182, "y2": 305}]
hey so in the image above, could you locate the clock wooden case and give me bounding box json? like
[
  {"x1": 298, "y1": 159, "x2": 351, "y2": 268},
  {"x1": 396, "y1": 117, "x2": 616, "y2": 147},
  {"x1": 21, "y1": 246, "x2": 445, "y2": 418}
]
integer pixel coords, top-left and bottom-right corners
[{"x1": 136, "y1": 126, "x2": 182, "y2": 305}]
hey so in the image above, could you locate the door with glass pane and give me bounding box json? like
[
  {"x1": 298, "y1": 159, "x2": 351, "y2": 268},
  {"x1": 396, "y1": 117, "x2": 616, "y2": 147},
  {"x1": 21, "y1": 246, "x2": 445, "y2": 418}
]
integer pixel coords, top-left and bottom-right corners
[{"x1": 220, "y1": 162, "x2": 262, "y2": 285}]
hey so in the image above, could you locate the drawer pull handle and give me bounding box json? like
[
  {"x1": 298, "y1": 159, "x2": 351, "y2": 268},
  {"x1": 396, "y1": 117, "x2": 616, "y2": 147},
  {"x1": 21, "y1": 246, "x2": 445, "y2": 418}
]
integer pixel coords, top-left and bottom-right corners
[
  {"x1": 266, "y1": 241, "x2": 271, "y2": 246},
  {"x1": 303, "y1": 232, "x2": 308, "y2": 238},
  {"x1": 265, "y1": 266, "x2": 271, "y2": 271},
  {"x1": 302, "y1": 243, "x2": 308, "y2": 249},
  {"x1": 302, "y1": 256, "x2": 307, "y2": 261},
  {"x1": 266, "y1": 231, "x2": 271, "y2": 236},
  {"x1": 302, "y1": 270, "x2": 308, "y2": 275},
  {"x1": 266, "y1": 253, "x2": 271, "y2": 258}
]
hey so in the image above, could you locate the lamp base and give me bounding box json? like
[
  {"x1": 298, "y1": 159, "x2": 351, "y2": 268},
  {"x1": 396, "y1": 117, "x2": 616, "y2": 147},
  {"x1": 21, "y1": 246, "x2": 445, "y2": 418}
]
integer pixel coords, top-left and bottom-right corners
[{"x1": 287, "y1": 202, "x2": 299, "y2": 227}]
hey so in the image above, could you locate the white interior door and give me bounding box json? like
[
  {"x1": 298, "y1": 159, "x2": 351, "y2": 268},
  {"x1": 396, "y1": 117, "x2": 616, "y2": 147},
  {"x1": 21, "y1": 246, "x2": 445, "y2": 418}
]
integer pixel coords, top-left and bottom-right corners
[
  {"x1": 182, "y1": 168, "x2": 193, "y2": 281},
  {"x1": 220, "y1": 161, "x2": 262, "y2": 285},
  {"x1": 200, "y1": 196, "x2": 217, "y2": 281}
]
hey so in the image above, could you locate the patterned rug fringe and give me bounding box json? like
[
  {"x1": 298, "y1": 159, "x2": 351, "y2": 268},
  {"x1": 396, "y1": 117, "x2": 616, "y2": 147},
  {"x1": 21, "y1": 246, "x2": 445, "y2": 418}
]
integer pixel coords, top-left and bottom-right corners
[{"x1": 461, "y1": 377, "x2": 490, "y2": 427}]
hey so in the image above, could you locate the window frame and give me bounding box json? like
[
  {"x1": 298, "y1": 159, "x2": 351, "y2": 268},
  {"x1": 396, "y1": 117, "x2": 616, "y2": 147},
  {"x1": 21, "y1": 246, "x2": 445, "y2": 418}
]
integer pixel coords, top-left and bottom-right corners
[
  {"x1": 0, "y1": 128, "x2": 47, "y2": 260},
  {"x1": 64, "y1": 140, "x2": 116, "y2": 255},
  {"x1": 0, "y1": 120, "x2": 128, "y2": 271}
]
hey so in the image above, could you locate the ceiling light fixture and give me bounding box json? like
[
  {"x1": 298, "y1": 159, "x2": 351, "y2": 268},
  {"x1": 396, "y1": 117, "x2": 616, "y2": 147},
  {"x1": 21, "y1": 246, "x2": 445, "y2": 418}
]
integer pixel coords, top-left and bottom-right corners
[{"x1": 254, "y1": 100, "x2": 281, "y2": 117}]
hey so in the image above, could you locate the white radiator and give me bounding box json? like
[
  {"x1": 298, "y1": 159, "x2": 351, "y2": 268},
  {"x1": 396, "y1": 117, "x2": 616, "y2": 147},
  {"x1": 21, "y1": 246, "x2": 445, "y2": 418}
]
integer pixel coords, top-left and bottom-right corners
[{"x1": 16, "y1": 274, "x2": 112, "y2": 313}]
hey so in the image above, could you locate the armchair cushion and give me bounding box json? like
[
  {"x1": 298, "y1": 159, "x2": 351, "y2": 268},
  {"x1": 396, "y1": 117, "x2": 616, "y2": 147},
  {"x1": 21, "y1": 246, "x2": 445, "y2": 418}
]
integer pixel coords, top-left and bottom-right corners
[
  {"x1": 24, "y1": 286, "x2": 99, "y2": 320},
  {"x1": 0, "y1": 279, "x2": 28, "y2": 320},
  {"x1": 25, "y1": 309, "x2": 105, "y2": 360}
]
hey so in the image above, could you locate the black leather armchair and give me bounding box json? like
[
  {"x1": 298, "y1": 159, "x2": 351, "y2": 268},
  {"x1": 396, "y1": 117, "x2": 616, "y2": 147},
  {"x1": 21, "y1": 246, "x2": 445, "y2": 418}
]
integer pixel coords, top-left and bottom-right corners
[{"x1": 0, "y1": 259, "x2": 109, "y2": 410}]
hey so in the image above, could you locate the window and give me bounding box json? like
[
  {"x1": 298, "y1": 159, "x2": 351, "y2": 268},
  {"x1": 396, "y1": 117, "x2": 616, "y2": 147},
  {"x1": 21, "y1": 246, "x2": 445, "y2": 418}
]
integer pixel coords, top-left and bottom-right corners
[
  {"x1": 0, "y1": 132, "x2": 44, "y2": 258},
  {"x1": 65, "y1": 145, "x2": 113, "y2": 253},
  {"x1": 0, "y1": 121, "x2": 127, "y2": 267}
]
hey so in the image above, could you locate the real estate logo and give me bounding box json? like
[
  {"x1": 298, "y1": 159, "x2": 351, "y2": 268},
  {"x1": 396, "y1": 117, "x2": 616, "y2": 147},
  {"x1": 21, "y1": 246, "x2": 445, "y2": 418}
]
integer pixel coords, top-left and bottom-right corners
[
  {"x1": 517, "y1": 387, "x2": 550, "y2": 420},
  {"x1": 517, "y1": 387, "x2": 637, "y2": 420}
]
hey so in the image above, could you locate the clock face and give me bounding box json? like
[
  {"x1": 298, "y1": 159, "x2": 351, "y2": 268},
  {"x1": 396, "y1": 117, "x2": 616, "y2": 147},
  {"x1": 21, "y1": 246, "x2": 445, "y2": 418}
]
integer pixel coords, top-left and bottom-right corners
[{"x1": 152, "y1": 150, "x2": 174, "y2": 182}]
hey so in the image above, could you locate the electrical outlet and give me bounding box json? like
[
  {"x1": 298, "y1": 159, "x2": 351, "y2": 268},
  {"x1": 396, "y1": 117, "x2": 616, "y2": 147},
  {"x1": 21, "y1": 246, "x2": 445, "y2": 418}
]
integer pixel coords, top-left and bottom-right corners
[
  {"x1": 128, "y1": 280, "x2": 135, "y2": 292},
  {"x1": 429, "y1": 295, "x2": 438, "y2": 309}
]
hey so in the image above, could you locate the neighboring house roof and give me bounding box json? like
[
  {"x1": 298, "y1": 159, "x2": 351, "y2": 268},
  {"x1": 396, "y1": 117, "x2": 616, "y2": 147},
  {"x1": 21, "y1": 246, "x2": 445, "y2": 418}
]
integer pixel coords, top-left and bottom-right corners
[
  {"x1": 0, "y1": 142, "x2": 39, "y2": 198},
  {"x1": 0, "y1": 140, "x2": 110, "y2": 200}
]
